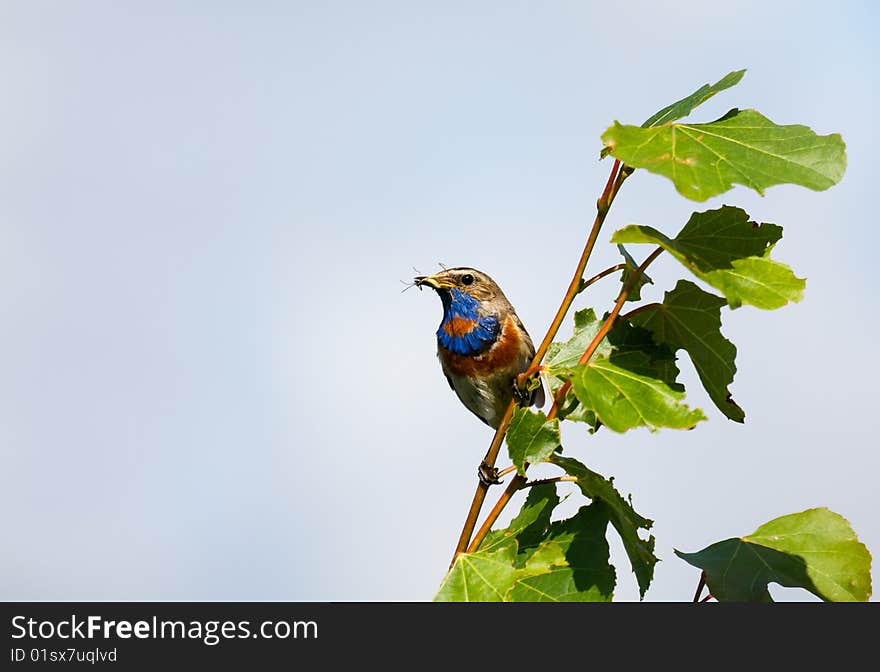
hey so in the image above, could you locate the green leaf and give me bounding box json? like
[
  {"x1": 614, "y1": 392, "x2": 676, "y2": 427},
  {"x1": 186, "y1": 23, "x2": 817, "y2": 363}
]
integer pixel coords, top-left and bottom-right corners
[
  {"x1": 479, "y1": 481, "x2": 560, "y2": 556},
  {"x1": 642, "y1": 69, "x2": 746, "y2": 128},
  {"x1": 436, "y1": 484, "x2": 559, "y2": 601},
  {"x1": 676, "y1": 508, "x2": 873, "y2": 602},
  {"x1": 601, "y1": 109, "x2": 847, "y2": 201},
  {"x1": 617, "y1": 244, "x2": 652, "y2": 302},
  {"x1": 543, "y1": 311, "x2": 681, "y2": 430},
  {"x1": 550, "y1": 454, "x2": 657, "y2": 598},
  {"x1": 506, "y1": 505, "x2": 615, "y2": 602},
  {"x1": 630, "y1": 280, "x2": 743, "y2": 422},
  {"x1": 544, "y1": 309, "x2": 611, "y2": 372},
  {"x1": 505, "y1": 408, "x2": 561, "y2": 475},
  {"x1": 605, "y1": 319, "x2": 681, "y2": 390},
  {"x1": 612, "y1": 206, "x2": 805, "y2": 309},
  {"x1": 434, "y1": 542, "x2": 521, "y2": 602},
  {"x1": 616, "y1": 205, "x2": 784, "y2": 269},
  {"x1": 543, "y1": 309, "x2": 609, "y2": 428},
  {"x1": 570, "y1": 355, "x2": 706, "y2": 433},
  {"x1": 435, "y1": 484, "x2": 616, "y2": 602}
]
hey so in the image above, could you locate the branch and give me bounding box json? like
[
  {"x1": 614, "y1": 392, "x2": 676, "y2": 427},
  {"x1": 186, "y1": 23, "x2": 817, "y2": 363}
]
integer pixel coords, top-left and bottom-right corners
[
  {"x1": 581, "y1": 264, "x2": 626, "y2": 292},
  {"x1": 466, "y1": 475, "x2": 525, "y2": 554},
  {"x1": 464, "y1": 246, "x2": 665, "y2": 555},
  {"x1": 463, "y1": 244, "x2": 664, "y2": 559},
  {"x1": 548, "y1": 246, "x2": 664, "y2": 419},
  {"x1": 451, "y1": 159, "x2": 629, "y2": 565}
]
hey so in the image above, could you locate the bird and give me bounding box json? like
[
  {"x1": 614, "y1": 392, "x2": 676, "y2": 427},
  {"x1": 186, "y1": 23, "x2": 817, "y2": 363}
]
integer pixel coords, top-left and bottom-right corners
[{"x1": 414, "y1": 267, "x2": 545, "y2": 432}]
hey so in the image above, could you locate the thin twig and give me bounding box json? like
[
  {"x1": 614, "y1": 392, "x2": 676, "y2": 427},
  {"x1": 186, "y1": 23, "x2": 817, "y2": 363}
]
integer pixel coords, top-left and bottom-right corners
[
  {"x1": 619, "y1": 302, "x2": 661, "y2": 322},
  {"x1": 466, "y1": 475, "x2": 526, "y2": 554},
  {"x1": 496, "y1": 465, "x2": 517, "y2": 479},
  {"x1": 523, "y1": 475, "x2": 577, "y2": 488},
  {"x1": 581, "y1": 264, "x2": 626, "y2": 291}
]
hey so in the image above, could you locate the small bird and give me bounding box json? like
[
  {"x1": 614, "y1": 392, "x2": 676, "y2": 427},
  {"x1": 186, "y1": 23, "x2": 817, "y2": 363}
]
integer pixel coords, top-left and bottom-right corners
[{"x1": 414, "y1": 267, "x2": 545, "y2": 431}]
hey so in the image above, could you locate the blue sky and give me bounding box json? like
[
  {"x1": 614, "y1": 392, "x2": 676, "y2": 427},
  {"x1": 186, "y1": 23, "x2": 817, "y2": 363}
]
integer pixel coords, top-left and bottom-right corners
[{"x1": 1, "y1": 1, "x2": 877, "y2": 601}]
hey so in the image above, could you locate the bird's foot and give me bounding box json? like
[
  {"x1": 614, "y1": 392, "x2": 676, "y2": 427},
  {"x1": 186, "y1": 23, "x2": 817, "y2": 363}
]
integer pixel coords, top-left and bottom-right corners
[
  {"x1": 478, "y1": 461, "x2": 503, "y2": 486},
  {"x1": 513, "y1": 370, "x2": 541, "y2": 406}
]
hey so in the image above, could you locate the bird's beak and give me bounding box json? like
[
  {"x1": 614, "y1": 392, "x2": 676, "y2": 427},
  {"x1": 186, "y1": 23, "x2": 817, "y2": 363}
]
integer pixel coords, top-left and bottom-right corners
[{"x1": 414, "y1": 273, "x2": 453, "y2": 290}]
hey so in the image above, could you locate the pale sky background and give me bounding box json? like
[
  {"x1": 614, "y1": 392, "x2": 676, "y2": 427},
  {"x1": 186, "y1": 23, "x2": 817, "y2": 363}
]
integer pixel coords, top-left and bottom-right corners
[{"x1": 1, "y1": 1, "x2": 877, "y2": 602}]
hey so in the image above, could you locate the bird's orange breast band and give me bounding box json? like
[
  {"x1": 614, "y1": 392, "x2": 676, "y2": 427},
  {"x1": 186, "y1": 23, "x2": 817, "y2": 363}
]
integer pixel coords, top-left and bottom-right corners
[
  {"x1": 442, "y1": 315, "x2": 477, "y2": 337},
  {"x1": 441, "y1": 314, "x2": 523, "y2": 378}
]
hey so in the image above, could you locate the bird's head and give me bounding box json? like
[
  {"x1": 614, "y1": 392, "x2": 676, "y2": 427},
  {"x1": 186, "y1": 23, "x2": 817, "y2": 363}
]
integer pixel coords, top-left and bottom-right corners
[{"x1": 414, "y1": 267, "x2": 512, "y2": 355}]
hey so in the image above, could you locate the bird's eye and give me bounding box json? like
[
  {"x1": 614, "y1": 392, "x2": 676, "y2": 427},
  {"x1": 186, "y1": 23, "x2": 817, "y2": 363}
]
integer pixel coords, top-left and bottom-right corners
[{"x1": 461, "y1": 273, "x2": 475, "y2": 286}]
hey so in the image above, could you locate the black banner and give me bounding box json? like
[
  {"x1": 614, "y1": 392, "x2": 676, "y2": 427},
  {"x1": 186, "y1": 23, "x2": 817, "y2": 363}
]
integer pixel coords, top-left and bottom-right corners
[{"x1": 1, "y1": 602, "x2": 875, "y2": 668}]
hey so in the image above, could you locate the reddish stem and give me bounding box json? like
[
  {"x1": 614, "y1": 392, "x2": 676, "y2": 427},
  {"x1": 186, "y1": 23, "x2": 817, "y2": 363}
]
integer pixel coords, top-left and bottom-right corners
[
  {"x1": 547, "y1": 246, "x2": 663, "y2": 419},
  {"x1": 467, "y1": 245, "x2": 663, "y2": 552},
  {"x1": 450, "y1": 159, "x2": 627, "y2": 565}
]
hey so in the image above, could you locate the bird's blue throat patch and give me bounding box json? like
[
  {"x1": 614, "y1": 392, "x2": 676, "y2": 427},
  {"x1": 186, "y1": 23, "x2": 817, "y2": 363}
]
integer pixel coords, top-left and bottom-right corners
[{"x1": 436, "y1": 289, "x2": 499, "y2": 356}]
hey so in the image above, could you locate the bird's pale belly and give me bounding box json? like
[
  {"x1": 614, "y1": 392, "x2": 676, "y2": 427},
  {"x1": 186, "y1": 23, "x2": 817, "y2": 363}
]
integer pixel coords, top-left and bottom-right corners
[
  {"x1": 443, "y1": 366, "x2": 523, "y2": 429},
  {"x1": 438, "y1": 315, "x2": 532, "y2": 428}
]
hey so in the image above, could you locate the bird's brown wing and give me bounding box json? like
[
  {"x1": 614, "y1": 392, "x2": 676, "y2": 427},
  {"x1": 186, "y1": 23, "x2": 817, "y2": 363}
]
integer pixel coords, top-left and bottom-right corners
[{"x1": 443, "y1": 371, "x2": 456, "y2": 392}]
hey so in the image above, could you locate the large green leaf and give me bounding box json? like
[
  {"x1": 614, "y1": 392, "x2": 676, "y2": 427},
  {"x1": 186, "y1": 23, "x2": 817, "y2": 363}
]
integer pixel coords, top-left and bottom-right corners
[
  {"x1": 605, "y1": 319, "x2": 681, "y2": 390},
  {"x1": 642, "y1": 69, "x2": 746, "y2": 127},
  {"x1": 435, "y1": 484, "x2": 616, "y2": 602},
  {"x1": 570, "y1": 356, "x2": 706, "y2": 433},
  {"x1": 550, "y1": 455, "x2": 657, "y2": 598},
  {"x1": 630, "y1": 280, "x2": 743, "y2": 422},
  {"x1": 543, "y1": 311, "x2": 680, "y2": 429},
  {"x1": 676, "y1": 508, "x2": 872, "y2": 602},
  {"x1": 434, "y1": 542, "x2": 522, "y2": 602},
  {"x1": 602, "y1": 109, "x2": 847, "y2": 201},
  {"x1": 479, "y1": 481, "x2": 560, "y2": 556},
  {"x1": 436, "y1": 485, "x2": 558, "y2": 602},
  {"x1": 612, "y1": 206, "x2": 805, "y2": 309},
  {"x1": 506, "y1": 505, "x2": 615, "y2": 602},
  {"x1": 505, "y1": 408, "x2": 561, "y2": 474}
]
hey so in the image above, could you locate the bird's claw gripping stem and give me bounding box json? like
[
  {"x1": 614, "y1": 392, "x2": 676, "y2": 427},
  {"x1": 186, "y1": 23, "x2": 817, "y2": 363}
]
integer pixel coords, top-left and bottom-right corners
[
  {"x1": 513, "y1": 369, "x2": 541, "y2": 406},
  {"x1": 478, "y1": 461, "x2": 503, "y2": 486}
]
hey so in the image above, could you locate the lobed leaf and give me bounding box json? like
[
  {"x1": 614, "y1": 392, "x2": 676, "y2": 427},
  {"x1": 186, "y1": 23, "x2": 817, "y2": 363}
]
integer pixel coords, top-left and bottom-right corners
[
  {"x1": 479, "y1": 481, "x2": 560, "y2": 556},
  {"x1": 436, "y1": 485, "x2": 558, "y2": 601},
  {"x1": 570, "y1": 356, "x2": 706, "y2": 433},
  {"x1": 605, "y1": 319, "x2": 681, "y2": 390},
  {"x1": 434, "y1": 543, "x2": 522, "y2": 602},
  {"x1": 543, "y1": 311, "x2": 681, "y2": 429},
  {"x1": 505, "y1": 408, "x2": 561, "y2": 474},
  {"x1": 550, "y1": 455, "x2": 657, "y2": 598},
  {"x1": 506, "y1": 505, "x2": 615, "y2": 602},
  {"x1": 602, "y1": 109, "x2": 847, "y2": 201},
  {"x1": 676, "y1": 508, "x2": 872, "y2": 602},
  {"x1": 629, "y1": 280, "x2": 743, "y2": 422},
  {"x1": 435, "y1": 484, "x2": 616, "y2": 602},
  {"x1": 612, "y1": 206, "x2": 805, "y2": 309}
]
